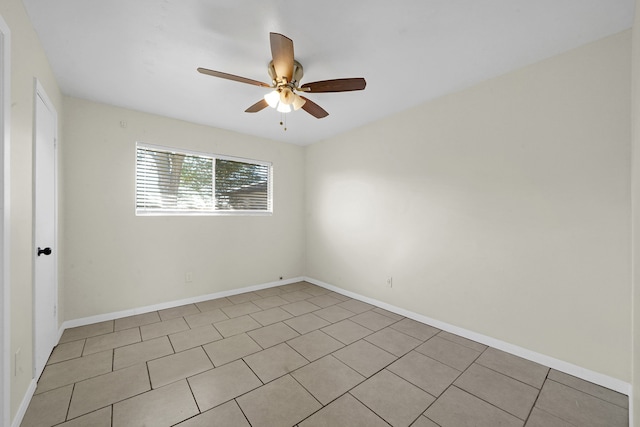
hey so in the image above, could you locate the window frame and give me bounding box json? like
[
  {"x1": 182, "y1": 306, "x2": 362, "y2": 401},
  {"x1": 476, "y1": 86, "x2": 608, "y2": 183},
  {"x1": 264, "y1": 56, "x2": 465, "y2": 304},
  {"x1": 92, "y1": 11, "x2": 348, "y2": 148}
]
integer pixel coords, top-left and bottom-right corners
[{"x1": 135, "y1": 142, "x2": 273, "y2": 216}]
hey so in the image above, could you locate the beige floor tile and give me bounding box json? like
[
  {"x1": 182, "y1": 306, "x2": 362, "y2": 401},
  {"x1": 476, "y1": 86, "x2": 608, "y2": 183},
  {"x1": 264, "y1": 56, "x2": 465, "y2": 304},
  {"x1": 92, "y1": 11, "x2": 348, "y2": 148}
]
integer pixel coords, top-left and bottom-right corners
[
  {"x1": 57, "y1": 406, "x2": 111, "y2": 427},
  {"x1": 351, "y1": 369, "x2": 435, "y2": 427},
  {"x1": 415, "y1": 335, "x2": 481, "y2": 371},
  {"x1": 292, "y1": 355, "x2": 364, "y2": 404},
  {"x1": 338, "y1": 299, "x2": 374, "y2": 314},
  {"x1": 26, "y1": 285, "x2": 632, "y2": 427},
  {"x1": 280, "y1": 290, "x2": 314, "y2": 302},
  {"x1": 176, "y1": 400, "x2": 251, "y2": 427},
  {"x1": 306, "y1": 294, "x2": 342, "y2": 308},
  {"x1": 287, "y1": 330, "x2": 344, "y2": 361},
  {"x1": 437, "y1": 330, "x2": 487, "y2": 352},
  {"x1": 411, "y1": 416, "x2": 440, "y2": 427},
  {"x1": 425, "y1": 386, "x2": 523, "y2": 427},
  {"x1": 454, "y1": 363, "x2": 538, "y2": 419},
  {"x1": 113, "y1": 336, "x2": 174, "y2": 370},
  {"x1": 254, "y1": 287, "x2": 284, "y2": 297},
  {"x1": 203, "y1": 333, "x2": 263, "y2": 366},
  {"x1": 548, "y1": 369, "x2": 628, "y2": 409},
  {"x1": 48, "y1": 340, "x2": 85, "y2": 364},
  {"x1": 195, "y1": 297, "x2": 233, "y2": 312},
  {"x1": 113, "y1": 379, "x2": 199, "y2": 427},
  {"x1": 536, "y1": 380, "x2": 628, "y2": 427},
  {"x1": 148, "y1": 346, "x2": 214, "y2": 388},
  {"x1": 284, "y1": 313, "x2": 330, "y2": 334},
  {"x1": 372, "y1": 307, "x2": 404, "y2": 321},
  {"x1": 214, "y1": 314, "x2": 262, "y2": 337},
  {"x1": 169, "y1": 324, "x2": 223, "y2": 352},
  {"x1": 140, "y1": 317, "x2": 190, "y2": 340},
  {"x1": 21, "y1": 385, "x2": 73, "y2": 427},
  {"x1": 243, "y1": 343, "x2": 309, "y2": 383},
  {"x1": 220, "y1": 302, "x2": 262, "y2": 318},
  {"x1": 314, "y1": 305, "x2": 355, "y2": 323},
  {"x1": 83, "y1": 327, "x2": 141, "y2": 355},
  {"x1": 36, "y1": 350, "x2": 113, "y2": 393},
  {"x1": 67, "y1": 363, "x2": 151, "y2": 419},
  {"x1": 158, "y1": 303, "x2": 200, "y2": 321},
  {"x1": 188, "y1": 359, "x2": 262, "y2": 411},
  {"x1": 114, "y1": 311, "x2": 161, "y2": 331},
  {"x1": 524, "y1": 407, "x2": 574, "y2": 427},
  {"x1": 350, "y1": 310, "x2": 398, "y2": 331},
  {"x1": 390, "y1": 318, "x2": 440, "y2": 341},
  {"x1": 184, "y1": 308, "x2": 228, "y2": 328},
  {"x1": 251, "y1": 307, "x2": 293, "y2": 326},
  {"x1": 365, "y1": 327, "x2": 421, "y2": 357},
  {"x1": 228, "y1": 291, "x2": 262, "y2": 304},
  {"x1": 237, "y1": 374, "x2": 322, "y2": 427},
  {"x1": 302, "y1": 285, "x2": 332, "y2": 296},
  {"x1": 59, "y1": 321, "x2": 114, "y2": 344},
  {"x1": 388, "y1": 350, "x2": 461, "y2": 397},
  {"x1": 476, "y1": 348, "x2": 549, "y2": 389},
  {"x1": 299, "y1": 393, "x2": 389, "y2": 427},
  {"x1": 333, "y1": 339, "x2": 397, "y2": 377},
  {"x1": 281, "y1": 300, "x2": 322, "y2": 316},
  {"x1": 247, "y1": 322, "x2": 299, "y2": 348},
  {"x1": 322, "y1": 319, "x2": 373, "y2": 345},
  {"x1": 278, "y1": 282, "x2": 308, "y2": 293},
  {"x1": 327, "y1": 291, "x2": 351, "y2": 301},
  {"x1": 253, "y1": 295, "x2": 289, "y2": 309}
]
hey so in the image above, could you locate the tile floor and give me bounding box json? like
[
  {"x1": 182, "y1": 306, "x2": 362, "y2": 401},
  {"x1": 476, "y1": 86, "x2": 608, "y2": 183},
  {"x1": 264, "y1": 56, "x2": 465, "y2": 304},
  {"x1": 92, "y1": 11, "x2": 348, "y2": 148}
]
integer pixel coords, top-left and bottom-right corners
[{"x1": 21, "y1": 281, "x2": 629, "y2": 427}]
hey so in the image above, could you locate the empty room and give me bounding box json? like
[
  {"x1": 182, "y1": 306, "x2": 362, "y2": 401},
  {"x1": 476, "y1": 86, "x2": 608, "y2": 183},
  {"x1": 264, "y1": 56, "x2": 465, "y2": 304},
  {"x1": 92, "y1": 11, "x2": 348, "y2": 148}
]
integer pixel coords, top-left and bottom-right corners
[{"x1": 1, "y1": 0, "x2": 640, "y2": 426}]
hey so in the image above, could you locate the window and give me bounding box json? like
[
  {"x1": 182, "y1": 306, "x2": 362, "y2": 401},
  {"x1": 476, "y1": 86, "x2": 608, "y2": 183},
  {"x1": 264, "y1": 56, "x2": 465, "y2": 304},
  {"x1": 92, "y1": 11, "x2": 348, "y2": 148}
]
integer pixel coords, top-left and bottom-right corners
[{"x1": 136, "y1": 143, "x2": 272, "y2": 215}]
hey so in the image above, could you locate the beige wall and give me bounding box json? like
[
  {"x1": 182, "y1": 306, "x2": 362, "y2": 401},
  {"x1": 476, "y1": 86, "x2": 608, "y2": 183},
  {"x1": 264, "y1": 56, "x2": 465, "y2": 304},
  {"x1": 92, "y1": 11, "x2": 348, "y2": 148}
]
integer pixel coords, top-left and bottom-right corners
[
  {"x1": 0, "y1": 0, "x2": 64, "y2": 421},
  {"x1": 632, "y1": 1, "x2": 639, "y2": 424},
  {"x1": 306, "y1": 31, "x2": 632, "y2": 382},
  {"x1": 61, "y1": 97, "x2": 305, "y2": 320}
]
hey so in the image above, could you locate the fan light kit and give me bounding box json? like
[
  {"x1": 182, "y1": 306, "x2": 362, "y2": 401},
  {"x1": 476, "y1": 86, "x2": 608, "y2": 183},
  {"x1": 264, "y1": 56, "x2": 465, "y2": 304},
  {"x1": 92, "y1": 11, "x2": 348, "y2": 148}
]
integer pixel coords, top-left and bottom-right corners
[{"x1": 197, "y1": 32, "x2": 366, "y2": 128}]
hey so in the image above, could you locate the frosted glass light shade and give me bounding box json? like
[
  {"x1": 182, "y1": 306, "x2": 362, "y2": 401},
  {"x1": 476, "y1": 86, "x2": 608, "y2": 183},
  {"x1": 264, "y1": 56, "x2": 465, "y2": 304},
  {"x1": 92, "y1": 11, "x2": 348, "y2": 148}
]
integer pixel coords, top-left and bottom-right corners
[
  {"x1": 264, "y1": 90, "x2": 280, "y2": 108},
  {"x1": 292, "y1": 94, "x2": 306, "y2": 111},
  {"x1": 276, "y1": 102, "x2": 292, "y2": 113}
]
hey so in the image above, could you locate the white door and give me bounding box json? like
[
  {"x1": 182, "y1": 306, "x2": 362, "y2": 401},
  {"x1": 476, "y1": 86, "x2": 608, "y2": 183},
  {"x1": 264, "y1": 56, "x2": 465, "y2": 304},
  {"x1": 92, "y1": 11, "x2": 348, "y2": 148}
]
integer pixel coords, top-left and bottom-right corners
[{"x1": 33, "y1": 83, "x2": 57, "y2": 379}]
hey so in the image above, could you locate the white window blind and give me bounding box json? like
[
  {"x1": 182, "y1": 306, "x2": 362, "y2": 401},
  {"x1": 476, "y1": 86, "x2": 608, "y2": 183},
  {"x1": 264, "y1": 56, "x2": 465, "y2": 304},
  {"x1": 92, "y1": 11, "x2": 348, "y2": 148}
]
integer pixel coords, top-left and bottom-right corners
[{"x1": 136, "y1": 144, "x2": 272, "y2": 215}]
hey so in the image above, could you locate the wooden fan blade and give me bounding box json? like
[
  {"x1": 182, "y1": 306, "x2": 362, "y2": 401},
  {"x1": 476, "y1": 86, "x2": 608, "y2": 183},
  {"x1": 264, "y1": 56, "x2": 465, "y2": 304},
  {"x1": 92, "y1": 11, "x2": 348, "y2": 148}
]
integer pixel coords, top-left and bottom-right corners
[
  {"x1": 300, "y1": 96, "x2": 329, "y2": 119},
  {"x1": 197, "y1": 67, "x2": 271, "y2": 88},
  {"x1": 301, "y1": 78, "x2": 366, "y2": 93},
  {"x1": 270, "y1": 33, "x2": 294, "y2": 81},
  {"x1": 245, "y1": 99, "x2": 269, "y2": 113}
]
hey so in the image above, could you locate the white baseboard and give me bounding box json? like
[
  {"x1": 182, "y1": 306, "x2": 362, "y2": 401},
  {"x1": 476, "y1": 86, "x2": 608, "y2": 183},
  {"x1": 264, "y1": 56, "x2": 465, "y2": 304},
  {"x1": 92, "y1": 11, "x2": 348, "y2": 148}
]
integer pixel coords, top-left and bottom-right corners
[
  {"x1": 304, "y1": 276, "x2": 632, "y2": 397},
  {"x1": 61, "y1": 277, "x2": 304, "y2": 330},
  {"x1": 11, "y1": 379, "x2": 36, "y2": 427}
]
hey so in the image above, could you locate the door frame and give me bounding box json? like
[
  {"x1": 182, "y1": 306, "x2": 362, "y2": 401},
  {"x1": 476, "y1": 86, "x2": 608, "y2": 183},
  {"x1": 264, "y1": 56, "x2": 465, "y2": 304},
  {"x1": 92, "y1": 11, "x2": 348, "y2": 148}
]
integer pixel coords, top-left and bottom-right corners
[
  {"x1": 32, "y1": 79, "x2": 58, "y2": 381},
  {"x1": 0, "y1": 14, "x2": 11, "y2": 427}
]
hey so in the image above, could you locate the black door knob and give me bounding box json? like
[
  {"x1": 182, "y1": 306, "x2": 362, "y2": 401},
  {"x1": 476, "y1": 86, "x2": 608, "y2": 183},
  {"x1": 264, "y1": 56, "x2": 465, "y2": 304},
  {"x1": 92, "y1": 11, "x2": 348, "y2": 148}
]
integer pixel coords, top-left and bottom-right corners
[{"x1": 37, "y1": 247, "x2": 52, "y2": 256}]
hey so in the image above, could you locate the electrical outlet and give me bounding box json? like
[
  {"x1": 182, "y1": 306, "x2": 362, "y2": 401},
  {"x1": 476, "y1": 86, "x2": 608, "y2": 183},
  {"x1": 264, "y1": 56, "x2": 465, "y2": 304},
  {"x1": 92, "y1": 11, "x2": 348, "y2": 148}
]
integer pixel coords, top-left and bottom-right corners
[
  {"x1": 386, "y1": 277, "x2": 393, "y2": 288},
  {"x1": 185, "y1": 272, "x2": 193, "y2": 283}
]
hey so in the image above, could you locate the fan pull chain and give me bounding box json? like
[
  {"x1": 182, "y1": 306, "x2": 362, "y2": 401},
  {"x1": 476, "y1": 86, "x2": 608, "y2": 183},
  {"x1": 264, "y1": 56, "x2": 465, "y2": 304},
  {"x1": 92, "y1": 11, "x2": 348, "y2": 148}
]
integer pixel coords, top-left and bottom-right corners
[{"x1": 279, "y1": 113, "x2": 287, "y2": 131}]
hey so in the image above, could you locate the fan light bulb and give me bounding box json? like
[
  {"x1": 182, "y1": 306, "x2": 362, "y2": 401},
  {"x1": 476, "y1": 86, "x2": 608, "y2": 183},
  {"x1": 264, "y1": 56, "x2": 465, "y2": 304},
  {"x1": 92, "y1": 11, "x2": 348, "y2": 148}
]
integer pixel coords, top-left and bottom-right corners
[
  {"x1": 265, "y1": 87, "x2": 302, "y2": 114},
  {"x1": 264, "y1": 90, "x2": 280, "y2": 108},
  {"x1": 277, "y1": 102, "x2": 292, "y2": 113}
]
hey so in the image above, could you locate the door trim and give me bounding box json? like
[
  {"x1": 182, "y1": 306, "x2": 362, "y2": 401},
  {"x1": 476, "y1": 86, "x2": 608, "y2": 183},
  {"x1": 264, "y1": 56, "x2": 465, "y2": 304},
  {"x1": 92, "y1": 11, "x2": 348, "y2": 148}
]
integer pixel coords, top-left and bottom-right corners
[
  {"x1": 32, "y1": 79, "x2": 58, "y2": 381},
  {"x1": 0, "y1": 14, "x2": 10, "y2": 427}
]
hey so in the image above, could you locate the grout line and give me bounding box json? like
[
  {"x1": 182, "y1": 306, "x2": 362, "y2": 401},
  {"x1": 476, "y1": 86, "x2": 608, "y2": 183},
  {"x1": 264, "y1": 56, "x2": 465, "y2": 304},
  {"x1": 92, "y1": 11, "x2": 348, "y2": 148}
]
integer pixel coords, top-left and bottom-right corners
[{"x1": 544, "y1": 378, "x2": 630, "y2": 410}]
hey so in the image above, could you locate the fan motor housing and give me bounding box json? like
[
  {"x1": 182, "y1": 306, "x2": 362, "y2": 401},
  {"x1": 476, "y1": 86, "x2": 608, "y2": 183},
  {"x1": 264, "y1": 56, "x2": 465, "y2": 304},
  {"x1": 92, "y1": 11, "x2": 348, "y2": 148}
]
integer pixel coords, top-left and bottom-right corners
[{"x1": 268, "y1": 60, "x2": 304, "y2": 86}]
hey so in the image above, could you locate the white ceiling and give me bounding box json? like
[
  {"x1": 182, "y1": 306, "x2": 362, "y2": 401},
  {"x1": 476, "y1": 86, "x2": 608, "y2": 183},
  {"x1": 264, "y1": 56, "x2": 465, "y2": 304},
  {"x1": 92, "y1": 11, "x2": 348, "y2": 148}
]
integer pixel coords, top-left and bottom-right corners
[{"x1": 22, "y1": 0, "x2": 634, "y2": 145}]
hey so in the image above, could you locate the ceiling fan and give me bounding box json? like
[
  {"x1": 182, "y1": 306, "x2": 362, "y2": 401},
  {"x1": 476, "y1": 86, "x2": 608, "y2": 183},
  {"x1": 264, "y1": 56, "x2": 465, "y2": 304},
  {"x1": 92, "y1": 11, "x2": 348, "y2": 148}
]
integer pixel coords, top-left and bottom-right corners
[{"x1": 197, "y1": 32, "x2": 366, "y2": 119}]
